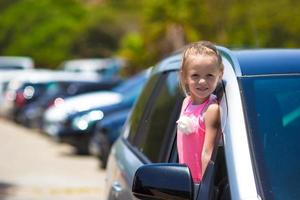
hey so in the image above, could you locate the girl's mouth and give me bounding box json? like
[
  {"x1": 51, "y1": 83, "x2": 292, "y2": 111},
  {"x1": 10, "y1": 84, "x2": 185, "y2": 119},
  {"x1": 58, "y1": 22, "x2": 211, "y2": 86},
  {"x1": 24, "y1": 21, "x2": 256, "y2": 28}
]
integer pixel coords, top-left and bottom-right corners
[{"x1": 197, "y1": 87, "x2": 208, "y2": 91}]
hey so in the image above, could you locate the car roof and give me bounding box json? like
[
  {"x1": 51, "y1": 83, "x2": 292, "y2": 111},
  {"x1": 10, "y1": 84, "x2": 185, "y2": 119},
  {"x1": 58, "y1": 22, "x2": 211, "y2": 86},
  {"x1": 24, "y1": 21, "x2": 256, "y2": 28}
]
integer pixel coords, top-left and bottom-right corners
[
  {"x1": 232, "y1": 49, "x2": 300, "y2": 76},
  {"x1": 153, "y1": 47, "x2": 300, "y2": 77},
  {"x1": 153, "y1": 53, "x2": 182, "y2": 73},
  {"x1": 60, "y1": 58, "x2": 124, "y2": 71},
  {"x1": 0, "y1": 56, "x2": 34, "y2": 69}
]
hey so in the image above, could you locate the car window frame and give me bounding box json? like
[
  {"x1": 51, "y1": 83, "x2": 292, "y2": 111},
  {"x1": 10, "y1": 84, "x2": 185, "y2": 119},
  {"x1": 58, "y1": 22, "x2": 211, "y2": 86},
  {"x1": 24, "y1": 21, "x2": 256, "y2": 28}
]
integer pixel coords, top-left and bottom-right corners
[
  {"x1": 124, "y1": 69, "x2": 184, "y2": 164},
  {"x1": 140, "y1": 70, "x2": 184, "y2": 163},
  {"x1": 123, "y1": 71, "x2": 168, "y2": 163}
]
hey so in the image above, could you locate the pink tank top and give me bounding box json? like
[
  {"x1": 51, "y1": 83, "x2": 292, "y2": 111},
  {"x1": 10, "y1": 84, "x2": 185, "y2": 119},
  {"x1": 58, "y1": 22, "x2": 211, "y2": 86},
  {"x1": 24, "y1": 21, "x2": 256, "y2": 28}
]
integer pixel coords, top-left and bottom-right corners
[{"x1": 177, "y1": 94, "x2": 217, "y2": 182}]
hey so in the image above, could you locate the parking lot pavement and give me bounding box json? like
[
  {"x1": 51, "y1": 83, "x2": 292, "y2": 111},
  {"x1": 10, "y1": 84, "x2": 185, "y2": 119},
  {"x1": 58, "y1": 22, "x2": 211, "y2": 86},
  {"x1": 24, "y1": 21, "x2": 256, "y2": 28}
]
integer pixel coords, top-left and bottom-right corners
[{"x1": 0, "y1": 118, "x2": 106, "y2": 200}]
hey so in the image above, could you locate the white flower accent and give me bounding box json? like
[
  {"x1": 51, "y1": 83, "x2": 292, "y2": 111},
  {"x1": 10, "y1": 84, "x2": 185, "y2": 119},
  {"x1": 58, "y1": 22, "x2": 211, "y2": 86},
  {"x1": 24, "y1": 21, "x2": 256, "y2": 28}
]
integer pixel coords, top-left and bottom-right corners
[{"x1": 176, "y1": 115, "x2": 198, "y2": 135}]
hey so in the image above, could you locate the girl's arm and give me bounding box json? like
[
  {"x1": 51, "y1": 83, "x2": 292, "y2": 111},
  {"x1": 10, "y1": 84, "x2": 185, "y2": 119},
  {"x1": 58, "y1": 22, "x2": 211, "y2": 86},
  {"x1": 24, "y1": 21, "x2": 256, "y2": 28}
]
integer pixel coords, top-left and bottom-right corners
[{"x1": 201, "y1": 103, "x2": 221, "y2": 176}]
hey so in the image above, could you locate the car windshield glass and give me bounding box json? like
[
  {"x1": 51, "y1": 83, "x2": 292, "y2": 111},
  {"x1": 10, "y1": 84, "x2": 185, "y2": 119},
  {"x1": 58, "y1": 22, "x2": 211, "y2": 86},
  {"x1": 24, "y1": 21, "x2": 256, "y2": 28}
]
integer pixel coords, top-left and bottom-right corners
[
  {"x1": 112, "y1": 71, "x2": 146, "y2": 94},
  {"x1": 240, "y1": 75, "x2": 300, "y2": 200},
  {"x1": 122, "y1": 81, "x2": 146, "y2": 104}
]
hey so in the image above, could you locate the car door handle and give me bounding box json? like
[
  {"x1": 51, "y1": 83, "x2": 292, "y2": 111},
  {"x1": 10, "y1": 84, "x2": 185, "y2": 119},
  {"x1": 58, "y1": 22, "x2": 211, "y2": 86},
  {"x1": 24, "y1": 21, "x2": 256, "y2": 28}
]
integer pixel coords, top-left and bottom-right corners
[{"x1": 112, "y1": 181, "x2": 123, "y2": 198}]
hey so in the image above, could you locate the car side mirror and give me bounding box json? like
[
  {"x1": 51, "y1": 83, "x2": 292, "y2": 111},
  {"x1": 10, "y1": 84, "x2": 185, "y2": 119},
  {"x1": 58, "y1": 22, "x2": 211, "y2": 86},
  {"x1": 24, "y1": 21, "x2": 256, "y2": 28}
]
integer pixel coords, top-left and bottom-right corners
[{"x1": 132, "y1": 163, "x2": 194, "y2": 200}]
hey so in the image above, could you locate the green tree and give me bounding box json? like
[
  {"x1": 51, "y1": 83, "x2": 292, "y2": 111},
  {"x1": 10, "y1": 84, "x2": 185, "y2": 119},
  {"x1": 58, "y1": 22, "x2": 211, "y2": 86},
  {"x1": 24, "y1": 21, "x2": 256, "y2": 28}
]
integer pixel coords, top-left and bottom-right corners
[
  {"x1": 1, "y1": 0, "x2": 300, "y2": 73},
  {"x1": 0, "y1": 0, "x2": 87, "y2": 68}
]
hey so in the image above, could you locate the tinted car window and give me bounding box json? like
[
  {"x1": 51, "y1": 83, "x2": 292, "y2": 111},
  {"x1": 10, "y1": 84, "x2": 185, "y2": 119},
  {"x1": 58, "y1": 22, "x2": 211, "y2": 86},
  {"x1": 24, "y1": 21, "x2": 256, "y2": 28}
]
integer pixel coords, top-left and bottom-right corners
[
  {"x1": 135, "y1": 71, "x2": 183, "y2": 162},
  {"x1": 112, "y1": 72, "x2": 146, "y2": 94},
  {"x1": 126, "y1": 74, "x2": 160, "y2": 143},
  {"x1": 240, "y1": 75, "x2": 300, "y2": 200}
]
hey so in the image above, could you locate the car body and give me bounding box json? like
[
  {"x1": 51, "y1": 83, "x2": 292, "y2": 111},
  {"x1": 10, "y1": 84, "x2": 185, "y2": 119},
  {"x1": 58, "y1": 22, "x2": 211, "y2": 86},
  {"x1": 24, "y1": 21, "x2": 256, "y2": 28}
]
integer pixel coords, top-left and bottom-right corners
[
  {"x1": 0, "y1": 56, "x2": 34, "y2": 70},
  {"x1": 105, "y1": 48, "x2": 300, "y2": 200},
  {"x1": 43, "y1": 70, "x2": 150, "y2": 153}
]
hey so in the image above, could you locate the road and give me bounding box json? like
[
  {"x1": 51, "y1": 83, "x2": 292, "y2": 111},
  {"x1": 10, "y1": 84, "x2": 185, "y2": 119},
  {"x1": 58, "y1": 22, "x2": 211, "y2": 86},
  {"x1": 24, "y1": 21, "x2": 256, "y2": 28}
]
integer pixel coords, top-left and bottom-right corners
[{"x1": 0, "y1": 118, "x2": 106, "y2": 200}]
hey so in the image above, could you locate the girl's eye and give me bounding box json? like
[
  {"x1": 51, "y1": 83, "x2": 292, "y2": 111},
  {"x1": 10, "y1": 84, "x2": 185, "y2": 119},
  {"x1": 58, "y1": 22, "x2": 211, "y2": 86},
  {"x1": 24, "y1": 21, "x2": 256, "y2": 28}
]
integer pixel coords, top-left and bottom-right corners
[
  {"x1": 191, "y1": 74, "x2": 199, "y2": 78},
  {"x1": 207, "y1": 74, "x2": 214, "y2": 78}
]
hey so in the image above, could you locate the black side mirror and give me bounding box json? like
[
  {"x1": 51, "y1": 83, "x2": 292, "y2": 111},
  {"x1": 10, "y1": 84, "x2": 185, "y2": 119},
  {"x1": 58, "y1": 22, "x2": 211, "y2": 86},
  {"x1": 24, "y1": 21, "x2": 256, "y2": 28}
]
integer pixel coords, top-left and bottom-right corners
[{"x1": 132, "y1": 163, "x2": 194, "y2": 200}]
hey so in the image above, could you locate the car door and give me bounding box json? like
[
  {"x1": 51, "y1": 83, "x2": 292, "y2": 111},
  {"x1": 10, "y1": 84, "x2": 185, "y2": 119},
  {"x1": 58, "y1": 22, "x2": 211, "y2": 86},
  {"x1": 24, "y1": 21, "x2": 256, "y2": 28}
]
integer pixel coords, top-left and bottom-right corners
[
  {"x1": 129, "y1": 77, "x2": 231, "y2": 200},
  {"x1": 105, "y1": 70, "x2": 184, "y2": 200}
]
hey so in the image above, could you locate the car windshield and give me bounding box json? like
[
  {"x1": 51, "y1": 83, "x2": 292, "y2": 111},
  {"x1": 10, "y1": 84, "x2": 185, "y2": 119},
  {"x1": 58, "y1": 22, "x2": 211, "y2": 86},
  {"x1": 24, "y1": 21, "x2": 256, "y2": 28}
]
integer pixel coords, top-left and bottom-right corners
[
  {"x1": 112, "y1": 71, "x2": 146, "y2": 94},
  {"x1": 240, "y1": 75, "x2": 300, "y2": 200}
]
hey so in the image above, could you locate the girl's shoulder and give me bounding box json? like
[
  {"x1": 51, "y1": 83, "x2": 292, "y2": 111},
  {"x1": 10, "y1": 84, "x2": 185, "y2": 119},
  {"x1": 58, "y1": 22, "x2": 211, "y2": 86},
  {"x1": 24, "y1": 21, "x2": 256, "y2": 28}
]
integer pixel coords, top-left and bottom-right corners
[
  {"x1": 202, "y1": 94, "x2": 219, "y2": 116},
  {"x1": 182, "y1": 95, "x2": 192, "y2": 106},
  {"x1": 206, "y1": 95, "x2": 219, "y2": 113},
  {"x1": 208, "y1": 94, "x2": 218, "y2": 104},
  {"x1": 204, "y1": 95, "x2": 221, "y2": 124}
]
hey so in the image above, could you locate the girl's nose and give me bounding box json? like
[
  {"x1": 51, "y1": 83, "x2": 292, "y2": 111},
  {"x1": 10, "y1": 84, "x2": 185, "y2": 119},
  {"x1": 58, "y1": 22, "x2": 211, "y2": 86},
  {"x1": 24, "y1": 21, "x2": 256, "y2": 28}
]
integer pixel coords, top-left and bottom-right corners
[{"x1": 198, "y1": 78, "x2": 206, "y2": 84}]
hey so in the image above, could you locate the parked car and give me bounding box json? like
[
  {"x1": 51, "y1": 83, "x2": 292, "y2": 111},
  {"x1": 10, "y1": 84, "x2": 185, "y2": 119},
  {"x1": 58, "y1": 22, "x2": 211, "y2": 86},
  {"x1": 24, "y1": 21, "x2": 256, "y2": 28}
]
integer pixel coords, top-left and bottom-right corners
[
  {"x1": 19, "y1": 78, "x2": 121, "y2": 128},
  {"x1": 2, "y1": 70, "x2": 102, "y2": 122},
  {"x1": 43, "y1": 90, "x2": 122, "y2": 138},
  {"x1": 1, "y1": 69, "x2": 55, "y2": 118},
  {"x1": 44, "y1": 69, "x2": 150, "y2": 154},
  {"x1": 89, "y1": 108, "x2": 130, "y2": 168},
  {"x1": 60, "y1": 57, "x2": 124, "y2": 78},
  {"x1": 0, "y1": 70, "x2": 29, "y2": 110},
  {"x1": 104, "y1": 48, "x2": 300, "y2": 200},
  {"x1": 0, "y1": 56, "x2": 34, "y2": 70}
]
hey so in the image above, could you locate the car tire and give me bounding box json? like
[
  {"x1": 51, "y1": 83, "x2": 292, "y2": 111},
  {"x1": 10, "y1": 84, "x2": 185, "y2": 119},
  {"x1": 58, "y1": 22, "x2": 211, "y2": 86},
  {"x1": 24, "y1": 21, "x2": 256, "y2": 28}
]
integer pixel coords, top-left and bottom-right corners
[
  {"x1": 75, "y1": 142, "x2": 90, "y2": 155},
  {"x1": 99, "y1": 133, "x2": 111, "y2": 169}
]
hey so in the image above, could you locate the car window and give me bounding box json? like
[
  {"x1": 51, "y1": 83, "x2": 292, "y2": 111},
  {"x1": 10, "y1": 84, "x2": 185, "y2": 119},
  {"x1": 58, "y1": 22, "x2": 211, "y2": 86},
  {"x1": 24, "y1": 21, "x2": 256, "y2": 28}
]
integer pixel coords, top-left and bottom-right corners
[
  {"x1": 134, "y1": 71, "x2": 183, "y2": 163},
  {"x1": 240, "y1": 75, "x2": 300, "y2": 200},
  {"x1": 112, "y1": 71, "x2": 146, "y2": 94},
  {"x1": 126, "y1": 74, "x2": 160, "y2": 143}
]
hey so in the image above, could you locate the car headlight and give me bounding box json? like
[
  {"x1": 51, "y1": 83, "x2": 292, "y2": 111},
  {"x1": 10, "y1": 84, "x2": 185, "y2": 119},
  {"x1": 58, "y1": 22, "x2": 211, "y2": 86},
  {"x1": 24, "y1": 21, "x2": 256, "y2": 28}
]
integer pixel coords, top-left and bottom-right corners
[{"x1": 72, "y1": 110, "x2": 104, "y2": 131}]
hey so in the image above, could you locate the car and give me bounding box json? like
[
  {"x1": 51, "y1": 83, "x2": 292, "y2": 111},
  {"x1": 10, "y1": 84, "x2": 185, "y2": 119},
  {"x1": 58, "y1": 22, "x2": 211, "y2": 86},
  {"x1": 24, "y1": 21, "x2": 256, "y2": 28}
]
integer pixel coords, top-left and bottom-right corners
[
  {"x1": 0, "y1": 69, "x2": 55, "y2": 118},
  {"x1": 89, "y1": 108, "x2": 131, "y2": 168},
  {"x1": 0, "y1": 56, "x2": 34, "y2": 70},
  {"x1": 60, "y1": 57, "x2": 124, "y2": 78},
  {"x1": 19, "y1": 78, "x2": 122, "y2": 128},
  {"x1": 43, "y1": 90, "x2": 122, "y2": 137},
  {"x1": 2, "y1": 70, "x2": 102, "y2": 122},
  {"x1": 104, "y1": 48, "x2": 300, "y2": 200},
  {"x1": 43, "y1": 69, "x2": 150, "y2": 154},
  {"x1": 0, "y1": 70, "x2": 30, "y2": 111}
]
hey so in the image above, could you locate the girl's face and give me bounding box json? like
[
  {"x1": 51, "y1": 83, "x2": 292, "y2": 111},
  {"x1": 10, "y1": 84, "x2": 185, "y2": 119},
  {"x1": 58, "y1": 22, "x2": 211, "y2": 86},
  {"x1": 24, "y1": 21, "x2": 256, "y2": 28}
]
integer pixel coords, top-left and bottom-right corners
[{"x1": 184, "y1": 55, "x2": 223, "y2": 104}]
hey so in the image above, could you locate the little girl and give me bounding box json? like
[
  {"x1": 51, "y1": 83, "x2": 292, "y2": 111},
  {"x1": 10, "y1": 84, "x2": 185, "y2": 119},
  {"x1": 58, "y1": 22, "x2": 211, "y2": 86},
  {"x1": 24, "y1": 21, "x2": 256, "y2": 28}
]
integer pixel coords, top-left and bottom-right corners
[{"x1": 177, "y1": 41, "x2": 223, "y2": 183}]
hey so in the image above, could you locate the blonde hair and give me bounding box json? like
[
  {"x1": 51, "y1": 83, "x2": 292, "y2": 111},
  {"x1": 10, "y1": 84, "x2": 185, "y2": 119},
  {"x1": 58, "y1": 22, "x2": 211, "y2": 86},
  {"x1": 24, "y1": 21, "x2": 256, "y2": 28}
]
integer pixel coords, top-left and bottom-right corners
[{"x1": 179, "y1": 41, "x2": 223, "y2": 95}]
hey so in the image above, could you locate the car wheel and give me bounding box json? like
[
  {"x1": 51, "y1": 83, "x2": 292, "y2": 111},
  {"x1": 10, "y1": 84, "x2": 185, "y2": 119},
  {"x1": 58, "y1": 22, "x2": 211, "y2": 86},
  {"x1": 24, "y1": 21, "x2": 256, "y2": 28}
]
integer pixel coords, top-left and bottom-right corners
[
  {"x1": 75, "y1": 142, "x2": 90, "y2": 155},
  {"x1": 75, "y1": 147, "x2": 89, "y2": 155},
  {"x1": 99, "y1": 133, "x2": 111, "y2": 169}
]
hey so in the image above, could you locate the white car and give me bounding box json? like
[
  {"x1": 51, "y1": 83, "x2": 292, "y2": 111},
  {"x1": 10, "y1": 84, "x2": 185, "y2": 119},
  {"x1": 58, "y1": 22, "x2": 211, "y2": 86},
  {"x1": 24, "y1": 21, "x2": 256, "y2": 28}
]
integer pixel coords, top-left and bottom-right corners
[
  {"x1": 105, "y1": 48, "x2": 300, "y2": 200},
  {"x1": 43, "y1": 91, "x2": 123, "y2": 137}
]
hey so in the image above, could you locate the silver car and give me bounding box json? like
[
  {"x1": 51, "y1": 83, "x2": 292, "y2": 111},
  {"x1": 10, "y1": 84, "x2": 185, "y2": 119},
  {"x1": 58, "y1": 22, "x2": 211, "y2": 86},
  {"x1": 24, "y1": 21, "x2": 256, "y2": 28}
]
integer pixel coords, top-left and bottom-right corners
[
  {"x1": 0, "y1": 56, "x2": 34, "y2": 70},
  {"x1": 105, "y1": 47, "x2": 300, "y2": 200}
]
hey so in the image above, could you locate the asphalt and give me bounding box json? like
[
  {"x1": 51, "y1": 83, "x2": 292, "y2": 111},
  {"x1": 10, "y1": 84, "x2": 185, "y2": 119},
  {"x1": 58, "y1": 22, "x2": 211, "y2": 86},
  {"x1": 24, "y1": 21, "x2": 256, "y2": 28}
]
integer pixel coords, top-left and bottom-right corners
[{"x1": 0, "y1": 118, "x2": 106, "y2": 200}]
